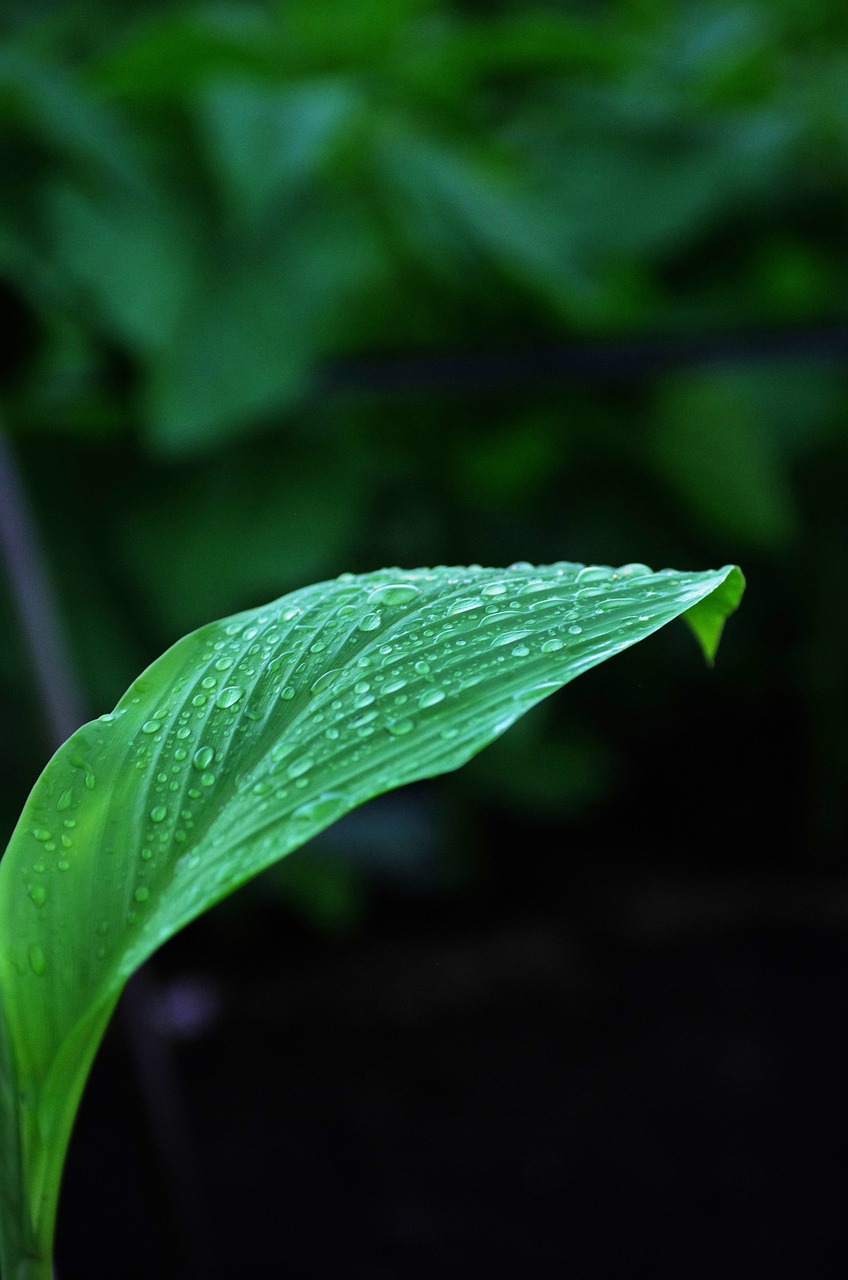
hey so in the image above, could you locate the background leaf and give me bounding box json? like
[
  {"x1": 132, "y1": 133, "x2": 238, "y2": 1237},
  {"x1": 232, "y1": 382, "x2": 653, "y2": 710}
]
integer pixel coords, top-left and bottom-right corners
[{"x1": 0, "y1": 560, "x2": 742, "y2": 1277}]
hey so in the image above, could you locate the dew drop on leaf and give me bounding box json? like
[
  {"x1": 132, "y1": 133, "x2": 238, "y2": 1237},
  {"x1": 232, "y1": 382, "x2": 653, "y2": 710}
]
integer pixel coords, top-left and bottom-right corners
[
  {"x1": 28, "y1": 944, "x2": 46, "y2": 976},
  {"x1": 357, "y1": 612, "x2": 382, "y2": 632},
  {"x1": 193, "y1": 746, "x2": 215, "y2": 770},
  {"x1": 386, "y1": 718, "x2": 415, "y2": 736},
  {"x1": 367, "y1": 583, "x2": 421, "y2": 606},
  {"x1": 29, "y1": 885, "x2": 47, "y2": 907},
  {"x1": 541, "y1": 638, "x2": 564, "y2": 653},
  {"x1": 150, "y1": 806, "x2": 167, "y2": 824},
  {"x1": 418, "y1": 689, "x2": 446, "y2": 709},
  {"x1": 215, "y1": 687, "x2": 243, "y2": 709}
]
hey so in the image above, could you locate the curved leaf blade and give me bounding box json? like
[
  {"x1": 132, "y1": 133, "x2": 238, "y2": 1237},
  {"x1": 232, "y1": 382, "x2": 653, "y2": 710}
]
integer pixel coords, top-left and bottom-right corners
[{"x1": 0, "y1": 560, "x2": 743, "y2": 1275}]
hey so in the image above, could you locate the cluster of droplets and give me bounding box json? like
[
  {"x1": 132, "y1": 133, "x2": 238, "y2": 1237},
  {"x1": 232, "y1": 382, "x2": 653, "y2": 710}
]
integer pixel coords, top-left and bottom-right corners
[{"x1": 17, "y1": 560, "x2": 709, "y2": 975}]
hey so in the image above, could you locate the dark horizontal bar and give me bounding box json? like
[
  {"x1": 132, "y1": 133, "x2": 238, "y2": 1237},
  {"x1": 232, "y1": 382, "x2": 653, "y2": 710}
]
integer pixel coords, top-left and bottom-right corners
[{"x1": 322, "y1": 325, "x2": 848, "y2": 395}]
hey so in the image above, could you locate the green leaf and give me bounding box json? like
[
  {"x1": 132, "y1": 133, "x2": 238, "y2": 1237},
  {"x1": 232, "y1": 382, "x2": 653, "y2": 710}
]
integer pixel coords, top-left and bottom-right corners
[{"x1": 0, "y1": 560, "x2": 742, "y2": 1278}]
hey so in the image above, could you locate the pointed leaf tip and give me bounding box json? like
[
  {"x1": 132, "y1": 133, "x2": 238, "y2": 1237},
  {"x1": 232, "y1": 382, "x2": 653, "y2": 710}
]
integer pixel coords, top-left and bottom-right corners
[{"x1": 683, "y1": 565, "x2": 746, "y2": 666}]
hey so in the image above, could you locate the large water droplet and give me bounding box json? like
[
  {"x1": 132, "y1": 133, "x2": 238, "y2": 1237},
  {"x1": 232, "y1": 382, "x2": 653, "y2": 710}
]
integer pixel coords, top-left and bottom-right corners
[
  {"x1": 141, "y1": 720, "x2": 162, "y2": 735},
  {"x1": 311, "y1": 669, "x2": 342, "y2": 695},
  {"x1": 292, "y1": 792, "x2": 348, "y2": 823},
  {"x1": 193, "y1": 746, "x2": 215, "y2": 770},
  {"x1": 386, "y1": 718, "x2": 415, "y2": 736},
  {"x1": 568, "y1": 625, "x2": 583, "y2": 636},
  {"x1": 215, "y1": 686, "x2": 243, "y2": 709},
  {"x1": 540, "y1": 638, "x2": 564, "y2": 653},
  {"x1": 368, "y1": 583, "x2": 421, "y2": 606},
  {"x1": 287, "y1": 757, "x2": 314, "y2": 779},
  {"x1": 358, "y1": 612, "x2": 382, "y2": 632},
  {"x1": 418, "y1": 689, "x2": 446, "y2": 709}
]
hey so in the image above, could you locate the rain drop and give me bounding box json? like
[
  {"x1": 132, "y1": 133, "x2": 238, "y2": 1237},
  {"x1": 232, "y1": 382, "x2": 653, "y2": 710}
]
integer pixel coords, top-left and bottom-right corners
[
  {"x1": 215, "y1": 686, "x2": 243, "y2": 709},
  {"x1": 418, "y1": 689, "x2": 446, "y2": 709},
  {"x1": 367, "y1": 583, "x2": 421, "y2": 606},
  {"x1": 193, "y1": 746, "x2": 215, "y2": 770}
]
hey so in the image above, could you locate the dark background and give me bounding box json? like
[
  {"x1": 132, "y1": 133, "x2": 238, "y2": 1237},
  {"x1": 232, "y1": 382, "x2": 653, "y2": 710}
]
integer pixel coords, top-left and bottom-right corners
[{"x1": 1, "y1": 1, "x2": 847, "y2": 1276}]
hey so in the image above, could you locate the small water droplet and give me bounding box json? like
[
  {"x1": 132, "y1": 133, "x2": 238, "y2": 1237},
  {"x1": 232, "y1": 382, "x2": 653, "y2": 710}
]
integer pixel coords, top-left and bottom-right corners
[
  {"x1": 357, "y1": 612, "x2": 382, "y2": 632},
  {"x1": 215, "y1": 686, "x2": 243, "y2": 709},
  {"x1": 414, "y1": 660, "x2": 431, "y2": 676},
  {"x1": 29, "y1": 885, "x2": 47, "y2": 907},
  {"x1": 57, "y1": 859, "x2": 70, "y2": 871},
  {"x1": 192, "y1": 694, "x2": 207, "y2": 708},
  {"x1": 32, "y1": 828, "x2": 51, "y2": 843},
  {"x1": 134, "y1": 887, "x2": 150, "y2": 903},
  {"x1": 568, "y1": 625, "x2": 583, "y2": 636},
  {"x1": 150, "y1": 806, "x2": 167, "y2": 824},
  {"x1": 449, "y1": 597, "x2": 483, "y2": 615},
  {"x1": 280, "y1": 686, "x2": 296, "y2": 701},
  {"x1": 512, "y1": 644, "x2": 530, "y2": 658},
  {"x1": 141, "y1": 847, "x2": 153, "y2": 861},
  {"x1": 482, "y1": 583, "x2": 507, "y2": 596},
  {"x1": 141, "y1": 720, "x2": 162, "y2": 735},
  {"x1": 28, "y1": 945, "x2": 47, "y2": 975},
  {"x1": 57, "y1": 789, "x2": 73, "y2": 811},
  {"x1": 193, "y1": 746, "x2": 215, "y2": 770},
  {"x1": 540, "y1": 638, "x2": 564, "y2": 653}
]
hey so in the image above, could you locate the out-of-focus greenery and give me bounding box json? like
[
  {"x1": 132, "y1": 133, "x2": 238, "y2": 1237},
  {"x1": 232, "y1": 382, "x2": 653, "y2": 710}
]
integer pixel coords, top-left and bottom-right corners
[{"x1": 1, "y1": 0, "x2": 846, "y2": 917}]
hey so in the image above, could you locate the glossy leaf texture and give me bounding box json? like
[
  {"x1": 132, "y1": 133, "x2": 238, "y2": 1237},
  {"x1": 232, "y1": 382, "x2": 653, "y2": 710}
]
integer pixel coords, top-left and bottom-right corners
[{"x1": 0, "y1": 560, "x2": 744, "y2": 1278}]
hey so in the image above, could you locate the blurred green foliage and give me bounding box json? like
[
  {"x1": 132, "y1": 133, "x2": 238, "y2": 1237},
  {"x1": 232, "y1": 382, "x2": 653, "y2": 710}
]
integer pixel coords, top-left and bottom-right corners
[{"x1": 1, "y1": 0, "x2": 847, "y2": 912}]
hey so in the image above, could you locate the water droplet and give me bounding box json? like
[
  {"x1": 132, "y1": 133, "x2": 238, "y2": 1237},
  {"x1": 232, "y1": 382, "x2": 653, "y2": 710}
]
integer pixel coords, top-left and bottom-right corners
[
  {"x1": 61, "y1": 834, "x2": 73, "y2": 850},
  {"x1": 32, "y1": 828, "x2": 51, "y2": 843},
  {"x1": 134, "y1": 887, "x2": 149, "y2": 903},
  {"x1": 311, "y1": 669, "x2": 342, "y2": 695},
  {"x1": 215, "y1": 686, "x2": 243, "y2": 709},
  {"x1": 414, "y1": 660, "x2": 431, "y2": 676},
  {"x1": 193, "y1": 746, "x2": 215, "y2": 770},
  {"x1": 368, "y1": 583, "x2": 421, "y2": 606},
  {"x1": 540, "y1": 638, "x2": 564, "y2": 653},
  {"x1": 287, "y1": 757, "x2": 314, "y2": 780},
  {"x1": 57, "y1": 789, "x2": 73, "y2": 811},
  {"x1": 215, "y1": 656, "x2": 234, "y2": 671},
  {"x1": 292, "y1": 792, "x2": 348, "y2": 823},
  {"x1": 568, "y1": 625, "x2": 583, "y2": 636},
  {"x1": 482, "y1": 583, "x2": 507, "y2": 597},
  {"x1": 382, "y1": 677, "x2": 407, "y2": 694},
  {"x1": 280, "y1": 686, "x2": 296, "y2": 701},
  {"x1": 29, "y1": 885, "x2": 47, "y2": 907},
  {"x1": 192, "y1": 694, "x2": 207, "y2": 708},
  {"x1": 150, "y1": 806, "x2": 167, "y2": 824},
  {"x1": 201, "y1": 772, "x2": 215, "y2": 788},
  {"x1": 141, "y1": 720, "x2": 162, "y2": 735},
  {"x1": 141, "y1": 847, "x2": 153, "y2": 861},
  {"x1": 386, "y1": 718, "x2": 415, "y2": 736},
  {"x1": 418, "y1": 689, "x2": 446, "y2": 709},
  {"x1": 28, "y1": 944, "x2": 47, "y2": 975},
  {"x1": 358, "y1": 612, "x2": 382, "y2": 632},
  {"x1": 57, "y1": 859, "x2": 70, "y2": 872},
  {"x1": 201, "y1": 676, "x2": 217, "y2": 690},
  {"x1": 449, "y1": 598, "x2": 483, "y2": 615},
  {"x1": 512, "y1": 644, "x2": 530, "y2": 658},
  {"x1": 491, "y1": 630, "x2": 531, "y2": 648}
]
